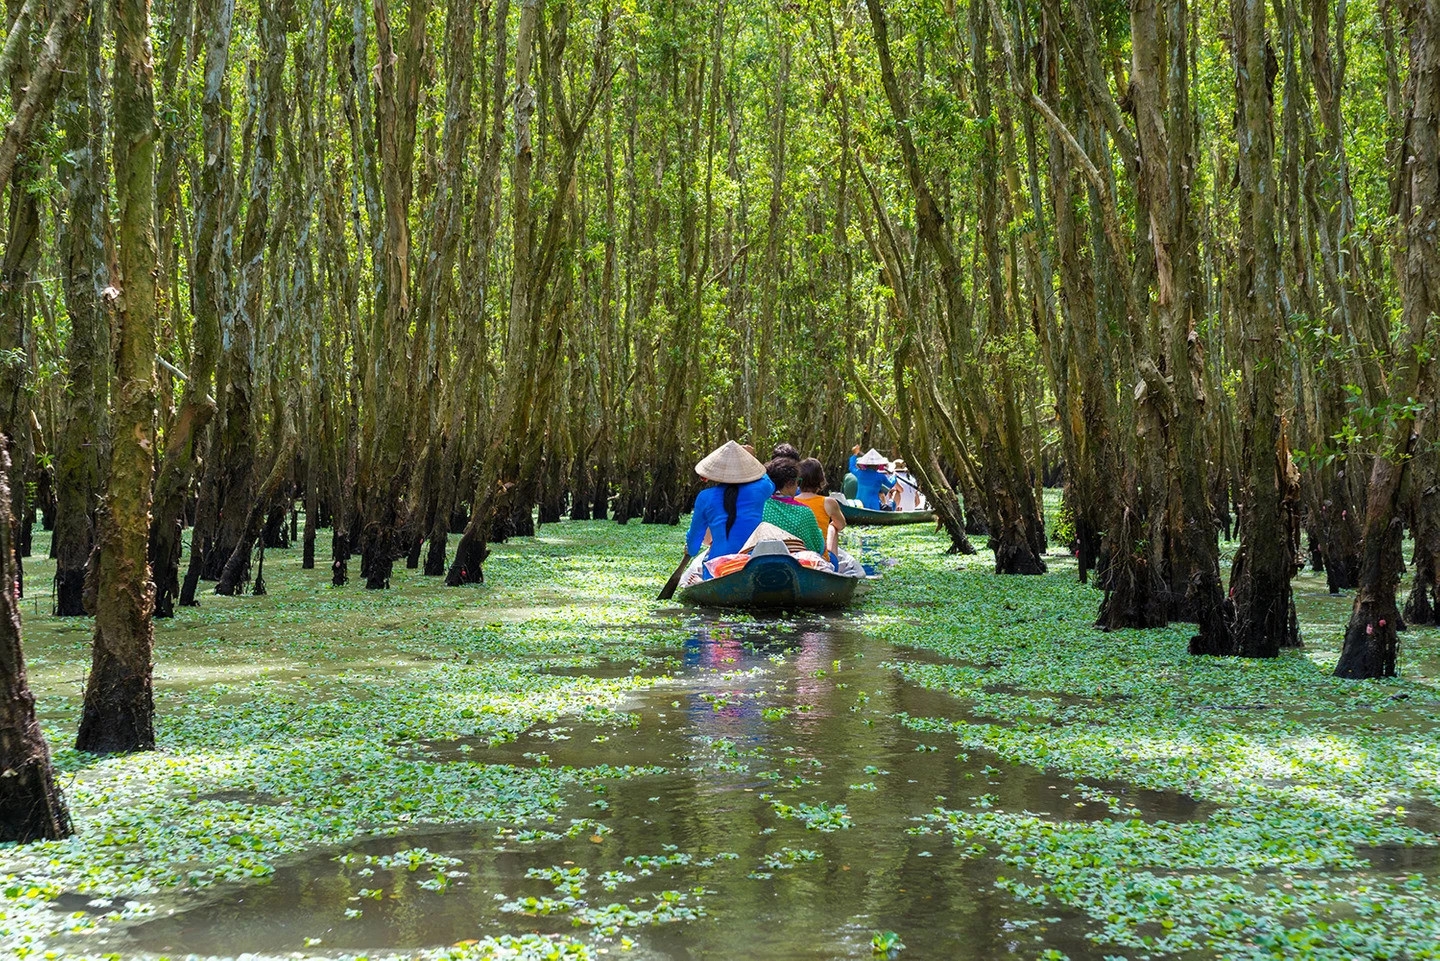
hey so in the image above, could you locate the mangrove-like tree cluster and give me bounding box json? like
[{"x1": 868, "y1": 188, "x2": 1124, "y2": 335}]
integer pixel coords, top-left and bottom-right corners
[{"x1": 0, "y1": 0, "x2": 1437, "y2": 839}]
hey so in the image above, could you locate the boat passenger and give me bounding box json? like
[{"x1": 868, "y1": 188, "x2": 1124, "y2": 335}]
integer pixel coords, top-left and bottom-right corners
[
  {"x1": 854, "y1": 448, "x2": 899, "y2": 510},
  {"x1": 840, "y1": 445, "x2": 859, "y2": 502},
  {"x1": 761, "y1": 457, "x2": 827, "y2": 554},
  {"x1": 772, "y1": 442, "x2": 802, "y2": 462},
  {"x1": 880, "y1": 474, "x2": 902, "y2": 511},
  {"x1": 795, "y1": 459, "x2": 864, "y2": 577},
  {"x1": 684, "y1": 441, "x2": 774, "y2": 578},
  {"x1": 795, "y1": 458, "x2": 848, "y2": 555},
  {"x1": 889, "y1": 458, "x2": 926, "y2": 511}
]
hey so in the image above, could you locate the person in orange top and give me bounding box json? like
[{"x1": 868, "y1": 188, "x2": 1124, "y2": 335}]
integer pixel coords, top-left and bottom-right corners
[{"x1": 795, "y1": 458, "x2": 848, "y2": 558}]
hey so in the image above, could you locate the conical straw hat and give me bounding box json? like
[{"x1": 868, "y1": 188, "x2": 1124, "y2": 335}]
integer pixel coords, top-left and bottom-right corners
[
  {"x1": 741, "y1": 522, "x2": 805, "y2": 553},
  {"x1": 695, "y1": 440, "x2": 765, "y2": 484},
  {"x1": 856, "y1": 447, "x2": 889, "y2": 467}
]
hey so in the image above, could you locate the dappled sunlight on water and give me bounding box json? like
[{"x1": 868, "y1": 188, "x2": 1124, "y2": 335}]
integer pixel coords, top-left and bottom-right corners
[{"x1": 104, "y1": 619, "x2": 1172, "y2": 960}]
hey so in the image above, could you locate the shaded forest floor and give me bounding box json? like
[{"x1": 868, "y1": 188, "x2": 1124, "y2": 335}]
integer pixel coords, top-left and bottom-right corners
[{"x1": 3, "y1": 519, "x2": 1440, "y2": 960}]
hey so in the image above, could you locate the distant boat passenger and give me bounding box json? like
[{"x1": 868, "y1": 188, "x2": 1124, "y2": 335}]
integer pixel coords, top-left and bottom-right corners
[
  {"x1": 890, "y1": 458, "x2": 927, "y2": 511},
  {"x1": 683, "y1": 441, "x2": 773, "y2": 579},
  {"x1": 843, "y1": 444, "x2": 862, "y2": 502},
  {"x1": 854, "y1": 448, "x2": 899, "y2": 511}
]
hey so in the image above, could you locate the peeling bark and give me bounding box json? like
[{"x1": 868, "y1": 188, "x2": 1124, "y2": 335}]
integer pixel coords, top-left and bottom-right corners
[{"x1": 76, "y1": 0, "x2": 159, "y2": 753}]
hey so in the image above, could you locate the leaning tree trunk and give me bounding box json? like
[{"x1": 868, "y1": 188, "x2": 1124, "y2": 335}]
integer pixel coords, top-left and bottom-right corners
[
  {"x1": 426, "y1": 0, "x2": 505, "y2": 575},
  {"x1": 907, "y1": 385, "x2": 977, "y2": 556},
  {"x1": 150, "y1": 398, "x2": 213, "y2": 617},
  {"x1": 0, "y1": 443, "x2": 71, "y2": 841},
  {"x1": 972, "y1": 5, "x2": 1045, "y2": 575},
  {"x1": 0, "y1": 0, "x2": 84, "y2": 202},
  {"x1": 76, "y1": 0, "x2": 159, "y2": 752},
  {"x1": 354, "y1": 0, "x2": 432, "y2": 590},
  {"x1": 1334, "y1": 0, "x2": 1439, "y2": 678},
  {"x1": 151, "y1": 0, "x2": 227, "y2": 616},
  {"x1": 450, "y1": 0, "x2": 609, "y2": 583},
  {"x1": 199, "y1": 0, "x2": 281, "y2": 581},
  {"x1": 216, "y1": 412, "x2": 297, "y2": 596},
  {"x1": 865, "y1": 0, "x2": 1040, "y2": 571}
]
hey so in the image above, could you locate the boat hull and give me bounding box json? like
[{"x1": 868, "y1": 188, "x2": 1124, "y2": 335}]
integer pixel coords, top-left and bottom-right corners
[
  {"x1": 677, "y1": 554, "x2": 859, "y2": 611},
  {"x1": 839, "y1": 504, "x2": 935, "y2": 526}
]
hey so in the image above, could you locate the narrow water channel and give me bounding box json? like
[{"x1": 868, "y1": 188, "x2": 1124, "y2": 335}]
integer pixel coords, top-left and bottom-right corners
[{"x1": 108, "y1": 617, "x2": 1205, "y2": 959}]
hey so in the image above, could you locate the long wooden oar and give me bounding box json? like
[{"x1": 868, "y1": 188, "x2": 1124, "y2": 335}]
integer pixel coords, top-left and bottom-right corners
[{"x1": 657, "y1": 552, "x2": 691, "y2": 601}]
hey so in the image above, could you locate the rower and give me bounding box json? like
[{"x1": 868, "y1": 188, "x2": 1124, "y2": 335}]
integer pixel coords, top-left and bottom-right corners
[
  {"x1": 853, "y1": 448, "x2": 899, "y2": 511},
  {"x1": 682, "y1": 441, "x2": 773, "y2": 580}
]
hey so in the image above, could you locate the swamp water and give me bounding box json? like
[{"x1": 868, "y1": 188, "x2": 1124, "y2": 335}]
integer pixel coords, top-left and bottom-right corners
[{"x1": 102, "y1": 618, "x2": 1208, "y2": 960}]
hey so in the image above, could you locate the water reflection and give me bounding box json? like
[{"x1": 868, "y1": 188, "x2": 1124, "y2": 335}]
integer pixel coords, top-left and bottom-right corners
[{"x1": 113, "y1": 618, "x2": 1178, "y2": 960}]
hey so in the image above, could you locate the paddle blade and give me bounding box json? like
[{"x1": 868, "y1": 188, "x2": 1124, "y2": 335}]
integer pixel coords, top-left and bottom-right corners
[{"x1": 657, "y1": 552, "x2": 691, "y2": 600}]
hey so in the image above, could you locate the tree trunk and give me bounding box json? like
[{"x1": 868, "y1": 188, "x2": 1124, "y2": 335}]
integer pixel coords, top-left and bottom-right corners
[
  {"x1": 150, "y1": 0, "x2": 218, "y2": 617},
  {"x1": 0, "y1": 1, "x2": 44, "y2": 590},
  {"x1": 1227, "y1": 0, "x2": 1299, "y2": 658},
  {"x1": 1040, "y1": 9, "x2": 1114, "y2": 584},
  {"x1": 53, "y1": 0, "x2": 110, "y2": 616},
  {"x1": 972, "y1": 4, "x2": 1045, "y2": 575},
  {"x1": 449, "y1": 0, "x2": 611, "y2": 584},
  {"x1": 1335, "y1": 0, "x2": 1439, "y2": 678},
  {"x1": 200, "y1": 0, "x2": 280, "y2": 581},
  {"x1": 216, "y1": 418, "x2": 297, "y2": 595},
  {"x1": 356, "y1": 0, "x2": 432, "y2": 590},
  {"x1": 865, "y1": 0, "x2": 1042, "y2": 572},
  {"x1": 76, "y1": 0, "x2": 159, "y2": 753},
  {"x1": 150, "y1": 399, "x2": 213, "y2": 617},
  {"x1": 0, "y1": 0, "x2": 85, "y2": 202},
  {"x1": 1405, "y1": 416, "x2": 1440, "y2": 624},
  {"x1": 0, "y1": 443, "x2": 70, "y2": 841}
]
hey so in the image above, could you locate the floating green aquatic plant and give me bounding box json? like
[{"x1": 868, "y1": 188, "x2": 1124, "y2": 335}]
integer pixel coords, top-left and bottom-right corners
[{"x1": 871, "y1": 929, "x2": 905, "y2": 956}]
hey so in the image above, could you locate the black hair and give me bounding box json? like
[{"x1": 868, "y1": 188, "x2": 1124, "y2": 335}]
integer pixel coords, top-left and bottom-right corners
[
  {"x1": 797, "y1": 457, "x2": 826, "y2": 493},
  {"x1": 723, "y1": 483, "x2": 740, "y2": 535},
  {"x1": 771, "y1": 443, "x2": 801, "y2": 462},
  {"x1": 765, "y1": 457, "x2": 800, "y2": 491}
]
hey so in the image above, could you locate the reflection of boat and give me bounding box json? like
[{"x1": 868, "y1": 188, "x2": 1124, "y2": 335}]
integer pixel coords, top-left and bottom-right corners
[
  {"x1": 840, "y1": 504, "x2": 935, "y2": 526},
  {"x1": 678, "y1": 553, "x2": 859, "y2": 611}
]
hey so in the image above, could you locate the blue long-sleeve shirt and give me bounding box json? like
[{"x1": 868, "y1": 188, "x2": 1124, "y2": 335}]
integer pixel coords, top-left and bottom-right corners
[
  {"x1": 685, "y1": 476, "x2": 775, "y2": 559},
  {"x1": 854, "y1": 467, "x2": 897, "y2": 510}
]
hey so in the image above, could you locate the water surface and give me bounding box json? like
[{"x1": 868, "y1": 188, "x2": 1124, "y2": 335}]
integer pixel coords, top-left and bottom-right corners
[{"x1": 108, "y1": 618, "x2": 1205, "y2": 960}]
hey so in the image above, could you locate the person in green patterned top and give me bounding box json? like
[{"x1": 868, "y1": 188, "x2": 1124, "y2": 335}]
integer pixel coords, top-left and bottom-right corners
[{"x1": 760, "y1": 457, "x2": 826, "y2": 555}]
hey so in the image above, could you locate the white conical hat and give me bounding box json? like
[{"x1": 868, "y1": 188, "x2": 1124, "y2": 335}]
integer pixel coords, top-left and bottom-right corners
[
  {"x1": 695, "y1": 440, "x2": 766, "y2": 484},
  {"x1": 856, "y1": 447, "x2": 889, "y2": 467}
]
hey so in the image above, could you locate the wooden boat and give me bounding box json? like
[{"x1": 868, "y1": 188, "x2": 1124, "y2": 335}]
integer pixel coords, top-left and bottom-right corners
[
  {"x1": 678, "y1": 552, "x2": 860, "y2": 611},
  {"x1": 840, "y1": 503, "x2": 935, "y2": 526}
]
